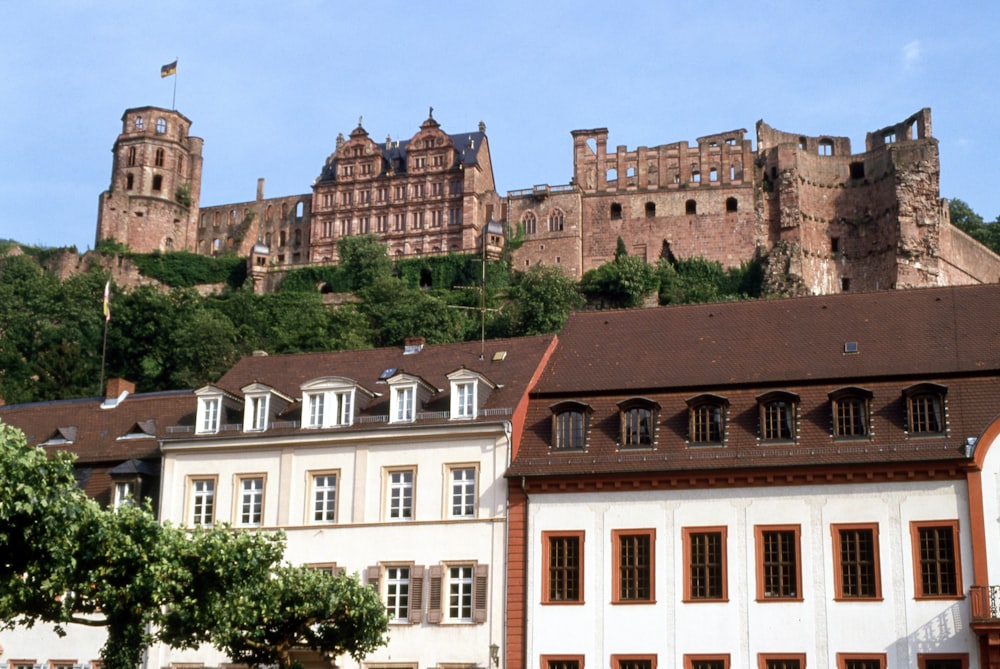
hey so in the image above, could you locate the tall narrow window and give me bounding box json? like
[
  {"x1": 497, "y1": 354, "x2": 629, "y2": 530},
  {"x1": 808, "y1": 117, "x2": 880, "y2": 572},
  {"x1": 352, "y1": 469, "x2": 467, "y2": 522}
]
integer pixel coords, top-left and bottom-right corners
[
  {"x1": 905, "y1": 384, "x2": 946, "y2": 435},
  {"x1": 613, "y1": 530, "x2": 654, "y2": 603},
  {"x1": 387, "y1": 469, "x2": 414, "y2": 520},
  {"x1": 312, "y1": 473, "x2": 337, "y2": 523},
  {"x1": 911, "y1": 521, "x2": 961, "y2": 597},
  {"x1": 543, "y1": 531, "x2": 583, "y2": 603},
  {"x1": 448, "y1": 565, "x2": 474, "y2": 621},
  {"x1": 455, "y1": 382, "x2": 475, "y2": 419},
  {"x1": 386, "y1": 566, "x2": 410, "y2": 622},
  {"x1": 758, "y1": 392, "x2": 798, "y2": 443},
  {"x1": 307, "y1": 393, "x2": 325, "y2": 428},
  {"x1": 831, "y1": 388, "x2": 872, "y2": 439},
  {"x1": 688, "y1": 396, "x2": 726, "y2": 445},
  {"x1": 756, "y1": 525, "x2": 801, "y2": 600},
  {"x1": 114, "y1": 481, "x2": 136, "y2": 509},
  {"x1": 155, "y1": 148, "x2": 165, "y2": 167},
  {"x1": 199, "y1": 397, "x2": 220, "y2": 433},
  {"x1": 684, "y1": 527, "x2": 727, "y2": 601},
  {"x1": 395, "y1": 387, "x2": 415, "y2": 422},
  {"x1": 551, "y1": 402, "x2": 590, "y2": 451},
  {"x1": 238, "y1": 476, "x2": 264, "y2": 527},
  {"x1": 522, "y1": 212, "x2": 537, "y2": 235},
  {"x1": 190, "y1": 478, "x2": 215, "y2": 526},
  {"x1": 833, "y1": 524, "x2": 880, "y2": 599},
  {"x1": 449, "y1": 467, "x2": 476, "y2": 518},
  {"x1": 549, "y1": 210, "x2": 565, "y2": 231}
]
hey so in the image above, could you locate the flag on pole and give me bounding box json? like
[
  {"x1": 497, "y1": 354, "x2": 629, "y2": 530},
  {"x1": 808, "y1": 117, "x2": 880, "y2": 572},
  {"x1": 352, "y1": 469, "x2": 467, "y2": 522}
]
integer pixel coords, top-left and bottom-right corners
[
  {"x1": 161, "y1": 60, "x2": 177, "y2": 78},
  {"x1": 103, "y1": 281, "x2": 111, "y2": 322}
]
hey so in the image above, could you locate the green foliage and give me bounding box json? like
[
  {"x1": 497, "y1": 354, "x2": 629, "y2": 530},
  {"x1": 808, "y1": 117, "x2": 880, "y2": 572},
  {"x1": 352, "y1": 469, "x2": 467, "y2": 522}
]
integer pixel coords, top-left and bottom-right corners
[
  {"x1": 949, "y1": 198, "x2": 1000, "y2": 254},
  {"x1": 279, "y1": 265, "x2": 352, "y2": 293},
  {"x1": 397, "y1": 253, "x2": 483, "y2": 290},
  {"x1": 337, "y1": 234, "x2": 393, "y2": 291},
  {"x1": 175, "y1": 182, "x2": 192, "y2": 208},
  {"x1": 614, "y1": 236, "x2": 628, "y2": 261},
  {"x1": 130, "y1": 250, "x2": 246, "y2": 288},
  {"x1": 580, "y1": 255, "x2": 660, "y2": 309},
  {"x1": 510, "y1": 265, "x2": 584, "y2": 335},
  {"x1": 657, "y1": 257, "x2": 763, "y2": 304},
  {"x1": 358, "y1": 277, "x2": 468, "y2": 346},
  {"x1": 95, "y1": 237, "x2": 130, "y2": 254}
]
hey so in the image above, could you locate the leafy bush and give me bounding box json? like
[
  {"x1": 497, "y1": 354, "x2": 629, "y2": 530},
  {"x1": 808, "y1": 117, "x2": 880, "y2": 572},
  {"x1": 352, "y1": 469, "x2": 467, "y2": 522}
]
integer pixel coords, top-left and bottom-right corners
[
  {"x1": 278, "y1": 266, "x2": 352, "y2": 293},
  {"x1": 131, "y1": 251, "x2": 246, "y2": 288}
]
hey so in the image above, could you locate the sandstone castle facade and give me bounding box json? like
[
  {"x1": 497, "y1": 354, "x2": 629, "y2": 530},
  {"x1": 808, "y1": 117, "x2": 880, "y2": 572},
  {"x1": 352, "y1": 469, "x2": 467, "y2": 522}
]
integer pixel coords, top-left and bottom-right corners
[{"x1": 96, "y1": 106, "x2": 1000, "y2": 295}]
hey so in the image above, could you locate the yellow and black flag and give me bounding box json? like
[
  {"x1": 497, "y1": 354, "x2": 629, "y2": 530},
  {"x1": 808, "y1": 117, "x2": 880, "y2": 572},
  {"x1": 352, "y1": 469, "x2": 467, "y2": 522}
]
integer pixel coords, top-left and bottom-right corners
[{"x1": 160, "y1": 60, "x2": 177, "y2": 78}]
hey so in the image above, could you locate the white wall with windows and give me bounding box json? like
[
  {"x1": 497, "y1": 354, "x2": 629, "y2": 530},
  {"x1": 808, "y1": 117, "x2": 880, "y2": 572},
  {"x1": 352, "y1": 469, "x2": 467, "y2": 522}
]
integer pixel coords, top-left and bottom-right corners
[{"x1": 525, "y1": 479, "x2": 976, "y2": 669}]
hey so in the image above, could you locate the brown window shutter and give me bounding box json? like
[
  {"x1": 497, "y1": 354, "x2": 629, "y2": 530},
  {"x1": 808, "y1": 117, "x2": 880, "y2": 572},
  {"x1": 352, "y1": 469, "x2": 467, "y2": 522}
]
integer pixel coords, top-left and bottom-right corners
[
  {"x1": 473, "y1": 563, "x2": 489, "y2": 624},
  {"x1": 409, "y1": 565, "x2": 425, "y2": 624},
  {"x1": 366, "y1": 565, "x2": 381, "y2": 593},
  {"x1": 427, "y1": 565, "x2": 443, "y2": 624}
]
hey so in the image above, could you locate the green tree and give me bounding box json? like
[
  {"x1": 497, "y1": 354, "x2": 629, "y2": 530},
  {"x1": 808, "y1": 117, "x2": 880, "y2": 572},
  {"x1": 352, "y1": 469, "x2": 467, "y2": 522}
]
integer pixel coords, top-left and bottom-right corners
[
  {"x1": 359, "y1": 277, "x2": 467, "y2": 346},
  {"x1": 580, "y1": 255, "x2": 660, "y2": 308},
  {"x1": 337, "y1": 234, "x2": 392, "y2": 292},
  {"x1": 949, "y1": 198, "x2": 1000, "y2": 254},
  {"x1": 511, "y1": 265, "x2": 584, "y2": 335}
]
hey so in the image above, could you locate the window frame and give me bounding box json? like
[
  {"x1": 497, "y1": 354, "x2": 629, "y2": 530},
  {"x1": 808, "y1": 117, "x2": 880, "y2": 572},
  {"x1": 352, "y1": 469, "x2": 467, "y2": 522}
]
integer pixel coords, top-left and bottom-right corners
[
  {"x1": 755, "y1": 524, "x2": 802, "y2": 601},
  {"x1": 446, "y1": 563, "x2": 475, "y2": 622},
  {"x1": 916, "y1": 654, "x2": 968, "y2": 669},
  {"x1": 910, "y1": 520, "x2": 962, "y2": 599},
  {"x1": 244, "y1": 392, "x2": 270, "y2": 432},
  {"x1": 309, "y1": 470, "x2": 339, "y2": 524},
  {"x1": 758, "y1": 654, "x2": 807, "y2": 669},
  {"x1": 687, "y1": 394, "x2": 728, "y2": 446},
  {"x1": 542, "y1": 530, "x2": 585, "y2": 605},
  {"x1": 113, "y1": 479, "x2": 138, "y2": 509},
  {"x1": 186, "y1": 475, "x2": 218, "y2": 527},
  {"x1": 903, "y1": 383, "x2": 947, "y2": 436},
  {"x1": 394, "y1": 385, "x2": 416, "y2": 423},
  {"x1": 612, "y1": 528, "x2": 656, "y2": 604},
  {"x1": 832, "y1": 523, "x2": 882, "y2": 600},
  {"x1": 618, "y1": 398, "x2": 659, "y2": 449},
  {"x1": 611, "y1": 654, "x2": 657, "y2": 669},
  {"x1": 385, "y1": 564, "x2": 413, "y2": 624},
  {"x1": 542, "y1": 655, "x2": 585, "y2": 669},
  {"x1": 683, "y1": 526, "x2": 728, "y2": 602},
  {"x1": 550, "y1": 400, "x2": 591, "y2": 451},
  {"x1": 836, "y1": 654, "x2": 886, "y2": 669},
  {"x1": 829, "y1": 387, "x2": 873, "y2": 440},
  {"x1": 234, "y1": 474, "x2": 266, "y2": 527},
  {"x1": 757, "y1": 391, "x2": 799, "y2": 444},
  {"x1": 384, "y1": 467, "x2": 416, "y2": 521},
  {"x1": 685, "y1": 655, "x2": 730, "y2": 669},
  {"x1": 447, "y1": 464, "x2": 477, "y2": 519},
  {"x1": 196, "y1": 394, "x2": 222, "y2": 434}
]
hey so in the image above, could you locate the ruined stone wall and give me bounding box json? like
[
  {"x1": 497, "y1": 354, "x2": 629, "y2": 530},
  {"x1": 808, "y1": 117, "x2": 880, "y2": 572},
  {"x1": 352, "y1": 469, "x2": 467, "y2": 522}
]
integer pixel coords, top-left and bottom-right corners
[
  {"x1": 197, "y1": 187, "x2": 311, "y2": 266},
  {"x1": 508, "y1": 187, "x2": 583, "y2": 277},
  {"x1": 939, "y1": 223, "x2": 1000, "y2": 285}
]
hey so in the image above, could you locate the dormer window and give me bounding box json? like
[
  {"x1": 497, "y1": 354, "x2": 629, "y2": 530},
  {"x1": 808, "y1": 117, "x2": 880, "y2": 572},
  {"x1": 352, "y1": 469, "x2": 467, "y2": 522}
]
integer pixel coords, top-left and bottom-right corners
[
  {"x1": 114, "y1": 480, "x2": 137, "y2": 509},
  {"x1": 550, "y1": 401, "x2": 592, "y2": 451},
  {"x1": 240, "y1": 383, "x2": 293, "y2": 433},
  {"x1": 302, "y1": 378, "x2": 366, "y2": 429},
  {"x1": 387, "y1": 373, "x2": 436, "y2": 424},
  {"x1": 618, "y1": 398, "x2": 659, "y2": 448},
  {"x1": 246, "y1": 394, "x2": 269, "y2": 431},
  {"x1": 757, "y1": 390, "x2": 799, "y2": 443},
  {"x1": 447, "y1": 368, "x2": 496, "y2": 420},
  {"x1": 829, "y1": 387, "x2": 873, "y2": 439},
  {"x1": 686, "y1": 394, "x2": 728, "y2": 446},
  {"x1": 903, "y1": 383, "x2": 947, "y2": 435},
  {"x1": 196, "y1": 385, "x2": 236, "y2": 435}
]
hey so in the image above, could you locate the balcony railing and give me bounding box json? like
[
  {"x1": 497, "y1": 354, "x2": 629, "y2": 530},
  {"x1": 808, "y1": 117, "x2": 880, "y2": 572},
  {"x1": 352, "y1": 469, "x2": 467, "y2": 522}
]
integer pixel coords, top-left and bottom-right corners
[{"x1": 970, "y1": 585, "x2": 1000, "y2": 621}]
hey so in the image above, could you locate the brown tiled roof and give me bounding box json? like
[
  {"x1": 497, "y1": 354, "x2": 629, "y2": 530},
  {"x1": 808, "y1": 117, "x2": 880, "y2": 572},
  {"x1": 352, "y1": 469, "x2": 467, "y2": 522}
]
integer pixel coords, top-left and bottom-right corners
[
  {"x1": 509, "y1": 284, "x2": 1000, "y2": 478},
  {"x1": 208, "y1": 335, "x2": 556, "y2": 424}
]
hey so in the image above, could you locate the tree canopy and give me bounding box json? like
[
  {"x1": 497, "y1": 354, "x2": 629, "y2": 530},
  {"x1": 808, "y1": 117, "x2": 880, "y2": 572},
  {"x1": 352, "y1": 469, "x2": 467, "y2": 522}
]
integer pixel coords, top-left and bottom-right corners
[{"x1": 0, "y1": 421, "x2": 389, "y2": 669}]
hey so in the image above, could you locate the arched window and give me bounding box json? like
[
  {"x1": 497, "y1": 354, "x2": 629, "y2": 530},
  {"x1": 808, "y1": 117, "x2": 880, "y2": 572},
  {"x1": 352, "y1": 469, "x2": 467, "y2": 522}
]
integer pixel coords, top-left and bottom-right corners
[
  {"x1": 549, "y1": 209, "x2": 564, "y2": 232},
  {"x1": 685, "y1": 199, "x2": 697, "y2": 215},
  {"x1": 155, "y1": 118, "x2": 167, "y2": 135},
  {"x1": 829, "y1": 387, "x2": 873, "y2": 439},
  {"x1": 757, "y1": 391, "x2": 798, "y2": 443},
  {"x1": 686, "y1": 394, "x2": 728, "y2": 445},
  {"x1": 550, "y1": 401, "x2": 591, "y2": 451},
  {"x1": 618, "y1": 398, "x2": 659, "y2": 448},
  {"x1": 903, "y1": 383, "x2": 947, "y2": 435},
  {"x1": 135, "y1": 116, "x2": 144, "y2": 130},
  {"x1": 155, "y1": 149, "x2": 165, "y2": 167},
  {"x1": 521, "y1": 212, "x2": 537, "y2": 235}
]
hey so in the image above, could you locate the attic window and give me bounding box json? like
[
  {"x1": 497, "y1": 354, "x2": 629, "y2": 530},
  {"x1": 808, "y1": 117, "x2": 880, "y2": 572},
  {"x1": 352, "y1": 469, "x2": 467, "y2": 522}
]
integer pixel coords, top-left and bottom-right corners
[
  {"x1": 491, "y1": 351, "x2": 507, "y2": 361},
  {"x1": 844, "y1": 341, "x2": 858, "y2": 354},
  {"x1": 42, "y1": 426, "x2": 78, "y2": 445},
  {"x1": 378, "y1": 367, "x2": 398, "y2": 383},
  {"x1": 119, "y1": 420, "x2": 156, "y2": 440}
]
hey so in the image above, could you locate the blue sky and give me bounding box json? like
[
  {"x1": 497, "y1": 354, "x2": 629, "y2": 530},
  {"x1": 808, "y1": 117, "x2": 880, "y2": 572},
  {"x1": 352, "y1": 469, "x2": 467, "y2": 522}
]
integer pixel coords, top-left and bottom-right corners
[{"x1": 2, "y1": 1, "x2": 998, "y2": 251}]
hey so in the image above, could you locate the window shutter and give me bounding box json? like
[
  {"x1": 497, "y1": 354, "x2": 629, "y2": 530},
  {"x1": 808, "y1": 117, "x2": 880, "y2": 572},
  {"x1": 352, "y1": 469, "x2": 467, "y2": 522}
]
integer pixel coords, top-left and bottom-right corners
[
  {"x1": 473, "y1": 563, "x2": 489, "y2": 624},
  {"x1": 366, "y1": 565, "x2": 381, "y2": 593},
  {"x1": 410, "y1": 565, "x2": 425, "y2": 624},
  {"x1": 427, "y1": 565, "x2": 443, "y2": 624}
]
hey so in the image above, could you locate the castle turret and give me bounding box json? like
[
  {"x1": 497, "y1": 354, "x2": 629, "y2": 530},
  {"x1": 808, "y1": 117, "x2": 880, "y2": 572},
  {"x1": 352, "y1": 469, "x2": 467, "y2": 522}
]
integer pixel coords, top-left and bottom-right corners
[{"x1": 96, "y1": 106, "x2": 203, "y2": 253}]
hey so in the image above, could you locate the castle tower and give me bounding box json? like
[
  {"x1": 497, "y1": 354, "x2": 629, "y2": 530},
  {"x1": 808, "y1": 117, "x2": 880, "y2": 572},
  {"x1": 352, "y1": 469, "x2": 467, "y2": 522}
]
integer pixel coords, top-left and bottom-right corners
[{"x1": 96, "y1": 106, "x2": 203, "y2": 253}]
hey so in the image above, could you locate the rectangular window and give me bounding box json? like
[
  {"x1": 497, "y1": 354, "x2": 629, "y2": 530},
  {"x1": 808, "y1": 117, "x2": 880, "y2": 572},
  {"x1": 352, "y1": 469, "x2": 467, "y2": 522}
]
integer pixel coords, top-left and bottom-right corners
[
  {"x1": 413, "y1": 211, "x2": 424, "y2": 229},
  {"x1": 833, "y1": 524, "x2": 881, "y2": 599},
  {"x1": 684, "y1": 527, "x2": 727, "y2": 601},
  {"x1": 834, "y1": 397, "x2": 869, "y2": 438},
  {"x1": 685, "y1": 656, "x2": 729, "y2": 669},
  {"x1": 394, "y1": 213, "x2": 405, "y2": 231},
  {"x1": 377, "y1": 214, "x2": 388, "y2": 232},
  {"x1": 613, "y1": 529, "x2": 655, "y2": 603},
  {"x1": 456, "y1": 382, "x2": 474, "y2": 418},
  {"x1": 756, "y1": 525, "x2": 801, "y2": 600},
  {"x1": 613, "y1": 655, "x2": 656, "y2": 669},
  {"x1": 247, "y1": 395, "x2": 268, "y2": 431},
  {"x1": 758, "y1": 655, "x2": 806, "y2": 669},
  {"x1": 200, "y1": 397, "x2": 220, "y2": 433},
  {"x1": 189, "y1": 477, "x2": 216, "y2": 526},
  {"x1": 237, "y1": 476, "x2": 264, "y2": 526},
  {"x1": 335, "y1": 390, "x2": 353, "y2": 425},
  {"x1": 386, "y1": 566, "x2": 410, "y2": 622},
  {"x1": 543, "y1": 531, "x2": 584, "y2": 604},
  {"x1": 387, "y1": 469, "x2": 414, "y2": 520},
  {"x1": 449, "y1": 466, "x2": 476, "y2": 518},
  {"x1": 307, "y1": 393, "x2": 325, "y2": 428},
  {"x1": 917, "y1": 654, "x2": 968, "y2": 669},
  {"x1": 837, "y1": 654, "x2": 886, "y2": 669},
  {"x1": 543, "y1": 656, "x2": 584, "y2": 669},
  {"x1": 448, "y1": 565, "x2": 474, "y2": 621},
  {"x1": 113, "y1": 480, "x2": 136, "y2": 509},
  {"x1": 911, "y1": 521, "x2": 961, "y2": 598},
  {"x1": 312, "y1": 473, "x2": 337, "y2": 523},
  {"x1": 690, "y1": 403, "x2": 723, "y2": 444},
  {"x1": 449, "y1": 207, "x2": 462, "y2": 225},
  {"x1": 396, "y1": 387, "x2": 414, "y2": 422}
]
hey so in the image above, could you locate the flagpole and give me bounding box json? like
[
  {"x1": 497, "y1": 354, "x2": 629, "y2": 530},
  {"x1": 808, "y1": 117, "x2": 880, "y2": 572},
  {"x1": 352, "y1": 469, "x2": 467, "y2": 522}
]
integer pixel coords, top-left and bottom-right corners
[
  {"x1": 172, "y1": 57, "x2": 178, "y2": 110},
  {"x1": 99, "y1": 280, "x2": 110, "y2": 396}
]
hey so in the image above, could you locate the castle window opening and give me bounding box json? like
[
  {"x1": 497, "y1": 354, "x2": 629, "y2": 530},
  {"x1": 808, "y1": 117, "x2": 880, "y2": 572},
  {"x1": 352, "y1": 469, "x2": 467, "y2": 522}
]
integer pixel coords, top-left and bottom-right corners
[
  {"x1": 177, "y1": 155, "x2": 184, "y2": 173},
  {"x1": 819, "y1": 140, "x2": 834, "y2": 156},
  {"x1": 841, "y1": 277, "x2": 851, "y2": 292},
  {"x1": 152, "y1": 175, "x2": 163, "y2": 192},
  {"x1": 394, "y1": 213, "x2": 405, "y2": 231},
  {"x1": 127, "y1": 147, "x2": 136, "y2": 166},
  {"x1": 798, "y1": 137, "x2": 807, "y2": 150},
  {"x1": 342, "y1": 165, "x2": 354, "y2": 177},
  {"x1": 362, "y1": 162, "x2": 373, "y2": 174},
  {"x1": 610, "y1": 203, "x2": 623, "y2": 220},
  {"x1": 280, "y1": 231, "x2": 286, "y2": 246},
  {"x1": 685, "y1": 199, "x2": 697, "y2": 215},
  {"x1": 155, "y1": 118, "x2": 167, "y2": 135},
  {"x1": 627, "y1": 166, "x2": 636, "y2": 179},
  {"x1": 730, "y1": 165, "x2": 736, "y2": 181},
  {"x1": 850, "y1": 162, "x2": 865, "y2": 179},
  {"x1": 645, "y1": 202, "x2": 656, "y2": 218},
  {"x1": 549, "y1": 210, "x2": 565, "y2": 231},
  {"x1": 726, "y1": 197, "x2": 738, "y2": 213},
  {"x1": 413, "y1": 212, "x2": 424, "y2": 229},
  {"x1": 294, "y1": 229, "x2": 302, "y2": 246},
  {"x1": 910, "y1": 123, "x2": 918, "y2": 140},
  {"x1": 692, "y1": 170, "x2": 701, "y2": 183},
  {"x1": 450, "y1": 181, "x2": 462, "y2": 195},
  {"x1": 341, "y1": 219, "x2": 351, "y2": 236},
  {"x1": 673, "y1": 173, "x2": 680, "y2": 185},
  {"x1": 165, "y1": 237, "x2": 174, "y2": 250},
  {"x1": 214, "y1": 212, "x2": 221, "y2": 227},
  {"x1": 556, "y1": 256, "x2": 561, "y2": 263},
  {"x1": 449, "y1": 208, "x2": 462, "y2": 225},
  {"x1": 266, "y1": 205, "x2": 273, "y2": 222},
  {"x1": 155, "y1": 148, "x2": 165, "y2": 167},
  {"x1": 710, "y1": 168, "x2": 718, "y2": 182},
  {"x1": 607, "y1": 168, "x2": 617, "y2": 185},
  {"x1": 884, "y1": 132, "x2": 896, "y2": 144},
  {"x1": 265, "y1": 232, "x2": 272, "y2": 246},
  {"x1": 771, "y1": 167, "x2": 778, "y2": 179},
  {"x1": 831, "y1": 237, "x2": 840, "y2": 254},
  {"x1": 522, "y1": 212, "x2": 537, "y2": 235},
  {"x1": 213, "y1": 238, "x2": 220, "y2": 251},
  {"x1": 377, "y1": 215, "x2": 388, "y2": 232},
  {"x1": 135, "y1": 116, "x2": 144, "y2": 130},
  {"x1": 200, "y1": 214, "x2": 207, "y2": 229},
  {"x1": 726, "y1": 138, "x2": 736, "y2": 146},
  {"x1": 296, "y1": 202, "x2": 304, "y2": 218},
  {"x1": 126, "y1": 173, "x2": 134, "y2": 190},
  {"x1": 322, "y1": 221, "x2": 332, "y2": 238},
  {"x1": 282, "y1": 203, "x2": 288, "y2": 217},
  {"x1": 230, "y1": 209, "x2": 237, "y2": 223}
]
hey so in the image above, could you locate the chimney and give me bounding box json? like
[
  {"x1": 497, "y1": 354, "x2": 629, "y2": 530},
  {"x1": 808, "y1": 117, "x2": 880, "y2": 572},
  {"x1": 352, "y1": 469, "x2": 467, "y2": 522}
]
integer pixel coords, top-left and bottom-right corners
[
  {"x1": 106, "y1": 378, "x2": 135, "y2": 399},
  {"x1": 256, "y1": 178, "x2": 265, "y2": 202},
  {"x1": 403, "y1": 337, "x2": 426, "y2": 355}
]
